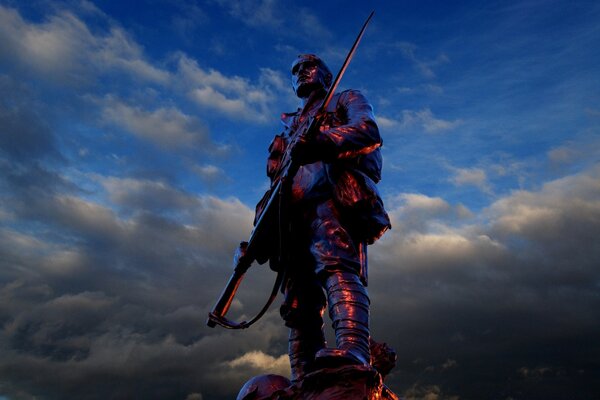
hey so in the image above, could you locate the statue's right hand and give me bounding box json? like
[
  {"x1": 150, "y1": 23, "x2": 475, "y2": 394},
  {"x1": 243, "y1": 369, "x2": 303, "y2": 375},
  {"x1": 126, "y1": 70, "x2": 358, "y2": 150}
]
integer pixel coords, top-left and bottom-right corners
[{"x1": 233, "y1": 241, "x2": 251, "y2": 269}]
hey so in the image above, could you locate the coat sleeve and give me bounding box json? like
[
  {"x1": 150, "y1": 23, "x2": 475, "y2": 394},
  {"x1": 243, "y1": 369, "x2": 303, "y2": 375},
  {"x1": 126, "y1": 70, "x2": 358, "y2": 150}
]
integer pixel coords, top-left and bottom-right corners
[{"x1": 315, "y1": 90, "x2": 381, "y2": 160}]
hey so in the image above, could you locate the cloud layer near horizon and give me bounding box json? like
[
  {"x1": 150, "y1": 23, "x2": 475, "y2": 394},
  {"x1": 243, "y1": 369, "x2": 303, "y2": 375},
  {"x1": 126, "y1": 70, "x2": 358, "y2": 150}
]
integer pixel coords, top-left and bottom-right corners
[{"x1": 2, "y1": 160, "x2": 599, "y2": 399}]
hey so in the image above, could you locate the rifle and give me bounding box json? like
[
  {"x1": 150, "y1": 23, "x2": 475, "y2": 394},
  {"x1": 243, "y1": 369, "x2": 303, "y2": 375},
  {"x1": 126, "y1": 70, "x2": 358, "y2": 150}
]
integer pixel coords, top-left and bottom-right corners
[{"x1": 207, "y1": 11, "x2": 374, "y2": 329}]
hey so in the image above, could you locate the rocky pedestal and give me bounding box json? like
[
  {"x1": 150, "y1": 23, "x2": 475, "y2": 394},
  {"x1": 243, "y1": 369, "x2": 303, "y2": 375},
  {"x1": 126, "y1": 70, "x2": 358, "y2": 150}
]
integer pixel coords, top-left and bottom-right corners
[{"x1": 236, "y1": 341, "x2": 399, "y2": 400}]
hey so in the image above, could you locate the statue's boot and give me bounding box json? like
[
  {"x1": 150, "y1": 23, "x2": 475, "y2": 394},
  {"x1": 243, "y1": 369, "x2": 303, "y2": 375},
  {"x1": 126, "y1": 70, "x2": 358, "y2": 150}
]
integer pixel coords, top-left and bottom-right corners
[
  {"x1": 288, "y1": 324, "x2": 326, "y2": 383},
  {"x1": 315, "y1": 272, "x2": 371, "y2": 367}
]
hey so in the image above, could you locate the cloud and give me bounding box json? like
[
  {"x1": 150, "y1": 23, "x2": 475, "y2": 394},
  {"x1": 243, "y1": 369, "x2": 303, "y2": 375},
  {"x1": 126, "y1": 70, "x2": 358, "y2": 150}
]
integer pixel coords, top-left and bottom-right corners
[
  {"x1": 3, "y1": 163, "x2": 600, "y2": 398},
  {"x1": 0, "y1": 75, "x2": 61, "y2": 162},
  {"x1": 0, "y1": 5, "x2": 169, "y2": 85},
  {"x1": 376, "y1": 115, "x2": 399, "y2": 130},
  {"x1": 0, "y1": 5, "x2": 231, "y2": 162},
  {"x1": 545, "y1": 138, "x2": 600, "y2": 169},
  {"x1": 100, "y1": 176, "x2": 197, "y2": 212},
  {"x1": 191, "y1": 164, "x2": 226, "y2": 183},
  {"x1": 403, "y1": 384, "x2": 458, "y2": 400},
  {"x1": 487, "y1": 166, "x2": 600, "y2": 253},
  {"x1": 385, "y1": 193, "x2": 472, "y2": 234},
  {"x1": 296, "y1": 8, "x2": 332, "y2": 41},
  {"x1": 368, "y1": 165, "x2": 600, "y2": 397},
  {"x1": 406, "y1": 109, "x2": 462, "y2": 133},
  {"x1": 441, "y1": 359, "x2": 458, "y2": 370},
  {"x1": 0, "y1": 176, "x2": 283, "y2": 399},
  {"x1": 170, "y1": 3, "x2": 209, "y2": 40},
  {"x1": 212, "y1": 0, "x2": 330, "y2": 41},
  {"x1": 100, "y1": 96, "x2": 212, "y2": 150},
  {"x1": 393, "y1": 42, "x2": 450, "y2": 79},
  {"x1": 214, "y1": 0, "x2": 283, "y2": 28},
  {"x1": 177, "y1": 55, "x2": 287, "y2": 122},
  {"x1": 224, "y1": 350, "x2": 290, "y2": 377},
  {"x1": 547, "y1": 145, "x2": 576, "y2": 164},
  {"x1": 382, "y1": 108, "x2": 462, "y2": 133},
  {"x1": 449, "y1": 167, "x2": 492, "y2": 193}
]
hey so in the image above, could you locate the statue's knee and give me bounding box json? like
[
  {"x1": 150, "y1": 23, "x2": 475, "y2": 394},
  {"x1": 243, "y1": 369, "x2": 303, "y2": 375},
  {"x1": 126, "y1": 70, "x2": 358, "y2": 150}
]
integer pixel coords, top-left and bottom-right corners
[{"x1": 280, "y1": 303, "x2": 324, "y2": 329}]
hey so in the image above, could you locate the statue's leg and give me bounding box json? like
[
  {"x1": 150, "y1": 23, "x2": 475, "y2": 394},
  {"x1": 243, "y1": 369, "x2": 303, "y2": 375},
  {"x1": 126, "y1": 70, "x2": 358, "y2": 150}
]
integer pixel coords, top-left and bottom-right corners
[
  {"x1": 318, "y1": 271, "x2": 371, "y2": 366},
  {"x1": 280, "y1": 274, "x2": 326, "y2": 383},
  {"x1": 308, "y1": 199, "x2": 371, "y2": 366}
]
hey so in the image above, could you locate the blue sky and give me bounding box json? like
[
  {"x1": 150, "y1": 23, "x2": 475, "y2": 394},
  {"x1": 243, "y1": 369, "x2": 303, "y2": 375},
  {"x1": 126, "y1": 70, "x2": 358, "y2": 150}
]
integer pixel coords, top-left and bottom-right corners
[{"x1": 1, "y1": 1, "x2": 600, "y2": 399}]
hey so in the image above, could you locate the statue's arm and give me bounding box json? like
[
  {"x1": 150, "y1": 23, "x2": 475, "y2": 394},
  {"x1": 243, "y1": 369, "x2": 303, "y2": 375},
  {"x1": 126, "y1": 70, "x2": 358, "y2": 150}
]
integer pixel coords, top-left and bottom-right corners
[{"x1": 315, "y1": 90, "x2": 381, "y2": 160}]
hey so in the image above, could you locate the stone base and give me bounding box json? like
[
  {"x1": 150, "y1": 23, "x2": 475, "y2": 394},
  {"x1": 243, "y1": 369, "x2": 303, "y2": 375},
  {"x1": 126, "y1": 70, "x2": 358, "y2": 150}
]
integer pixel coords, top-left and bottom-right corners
[{"x1": 237, "y1": 365, "x2": 399, "y2": 400}]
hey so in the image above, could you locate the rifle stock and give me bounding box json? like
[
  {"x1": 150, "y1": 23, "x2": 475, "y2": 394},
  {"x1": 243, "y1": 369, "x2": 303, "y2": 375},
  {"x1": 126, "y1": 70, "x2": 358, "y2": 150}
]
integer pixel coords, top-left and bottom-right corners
[
  {"x1": 206, "y1": 184, "x2": 281, "y2": 329},
  {"x1": 206, "y1": 266, "x2": 248, "y2": 328}
]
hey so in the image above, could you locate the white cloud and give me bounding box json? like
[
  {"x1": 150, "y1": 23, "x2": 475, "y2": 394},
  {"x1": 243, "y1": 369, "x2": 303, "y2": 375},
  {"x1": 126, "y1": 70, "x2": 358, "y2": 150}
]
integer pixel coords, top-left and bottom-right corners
[
  {"x1": 546, "y1": 139, "x2": 600, "y2": 169},
  {"x1": 0, "y1": 4, "x2": 290, "y2": 130},
  {"x1": 100, "y1": 177, "x2": 196, "y2": 211},
  {"x1": 0, "y1": 5, "x2": 169, "y2": 85},
  {"x1": 376, "y1": 230, "x2": 504, "y2": 275},
  {"x1": 374, "y1": 164, "x2": 600, "y2": 282},
  {"x1": 100, "y1": 97, "x2": 210, "y2": 150},
  {"x1": 449, "y1": 167, "x2": 491, "y2": 193},
  {"x1": 388, "y1": 108, "x2": 462, "y2": 133},
  {"x1": 192, "y1": 164, "x2": 226, "y2": 183},
  {"x1": 177, "y1": 55, "x2": 287, "y2": 122},
  {"x1": 487, "y1": 165, "x2": 600, "y2": 244},
  {"x1": 383, "y1": 193, "x2": 473, "y2": 235},
  {"x1": 377, "y1": 115, "x2": 400, "y2": 130},
  {"x1": 395, "y1": 193, "x2": 451, "y2": 213},
  {"x1": 225, "y1": 350, "x2": 290, "y2": 376},
  {"x1": 410, "y1": 109, "x2": 462, "y2": 133},
  {"x1": 547, "y1": 145, "x2": 577, "y2": 164}
]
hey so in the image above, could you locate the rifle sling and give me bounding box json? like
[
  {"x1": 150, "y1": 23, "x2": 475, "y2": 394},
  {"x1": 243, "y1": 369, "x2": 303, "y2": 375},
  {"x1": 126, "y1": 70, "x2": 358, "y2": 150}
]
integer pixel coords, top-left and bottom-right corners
[{"x1": 209, "y1": 268, "x2": 284, "y2": 329}]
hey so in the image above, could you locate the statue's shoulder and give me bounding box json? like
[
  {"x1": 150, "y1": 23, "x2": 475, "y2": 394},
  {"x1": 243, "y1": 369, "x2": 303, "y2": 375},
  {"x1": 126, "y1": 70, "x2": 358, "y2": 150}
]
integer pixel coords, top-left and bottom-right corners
[
  {"x1": 329, "y1": 89, "x2": 371, "y2": 113},
  {"x1": 338, "y1": 88, "x2": 369, "y2": 103}
]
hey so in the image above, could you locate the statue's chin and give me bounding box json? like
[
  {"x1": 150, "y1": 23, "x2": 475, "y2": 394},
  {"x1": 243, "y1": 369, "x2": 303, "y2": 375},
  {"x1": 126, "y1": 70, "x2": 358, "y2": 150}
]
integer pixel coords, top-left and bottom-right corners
[{"x1": 295, "y1": 82, "x2": 322, "y2": 99}]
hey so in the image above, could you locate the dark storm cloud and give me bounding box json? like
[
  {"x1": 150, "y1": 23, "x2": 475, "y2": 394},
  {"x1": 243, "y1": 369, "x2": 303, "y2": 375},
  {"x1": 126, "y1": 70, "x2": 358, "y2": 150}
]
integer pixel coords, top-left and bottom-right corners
[
  {"x1": 0, "y1": 174, "x2": 286, "y2": 400},
  {"x1": 3, "y1": 164, "x2": 599, "y2": 399},
  {"x1": 369, "y1": 165, "x2": 600, "y2": 399},
  {"x1": 0, "y1": 6, "x2": 289, "y2": 390}
]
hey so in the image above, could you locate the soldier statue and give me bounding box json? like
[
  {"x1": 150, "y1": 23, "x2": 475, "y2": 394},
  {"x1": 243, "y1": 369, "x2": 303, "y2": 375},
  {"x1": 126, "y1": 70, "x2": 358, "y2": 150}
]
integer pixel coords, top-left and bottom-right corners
[{"x1": 240, "y1": 53, "x2": 391, "y2": 383}]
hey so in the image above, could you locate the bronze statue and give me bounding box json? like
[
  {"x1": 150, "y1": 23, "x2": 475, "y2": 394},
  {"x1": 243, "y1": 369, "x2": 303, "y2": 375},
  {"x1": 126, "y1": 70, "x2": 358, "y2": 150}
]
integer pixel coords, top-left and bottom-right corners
[
  {"x1": 265, "y1": 52, "x2": 391, "y2": 382},
  {"x1": 208, "y1": 12, "x2": 397, "y2": 399}
]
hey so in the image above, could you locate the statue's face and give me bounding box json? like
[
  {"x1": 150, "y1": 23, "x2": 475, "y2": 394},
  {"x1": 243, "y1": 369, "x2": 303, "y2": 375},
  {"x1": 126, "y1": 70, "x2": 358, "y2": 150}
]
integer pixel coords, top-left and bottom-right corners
[{"x1": 292, "y1": 60, "x2": 328, "y2": 98}]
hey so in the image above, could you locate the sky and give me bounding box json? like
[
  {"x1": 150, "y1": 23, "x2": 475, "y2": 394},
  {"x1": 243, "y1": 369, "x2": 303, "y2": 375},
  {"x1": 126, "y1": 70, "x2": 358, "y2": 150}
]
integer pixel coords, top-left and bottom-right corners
[{"x1": 0, "y1": 0, "x2": 599, "y2": 399}]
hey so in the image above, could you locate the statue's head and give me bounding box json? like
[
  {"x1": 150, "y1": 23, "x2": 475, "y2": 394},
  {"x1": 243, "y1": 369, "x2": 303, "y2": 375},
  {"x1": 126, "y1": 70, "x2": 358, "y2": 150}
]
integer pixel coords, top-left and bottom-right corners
[{"x1": 291, "y1": 54, "x2": 332, "y2": 99}]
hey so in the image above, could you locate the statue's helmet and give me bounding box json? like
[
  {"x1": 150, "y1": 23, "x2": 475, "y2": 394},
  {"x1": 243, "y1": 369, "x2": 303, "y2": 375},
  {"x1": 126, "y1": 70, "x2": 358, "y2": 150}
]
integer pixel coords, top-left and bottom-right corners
[
  {"x1": 291, "y1": 54, "x2": 333, "y2": 96},
  {"x1": 236, "y1": 374, "x2": 291, "y2": 400}
]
